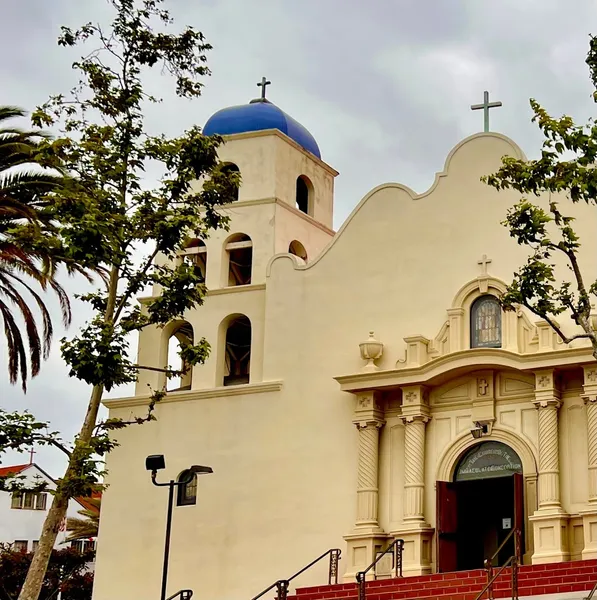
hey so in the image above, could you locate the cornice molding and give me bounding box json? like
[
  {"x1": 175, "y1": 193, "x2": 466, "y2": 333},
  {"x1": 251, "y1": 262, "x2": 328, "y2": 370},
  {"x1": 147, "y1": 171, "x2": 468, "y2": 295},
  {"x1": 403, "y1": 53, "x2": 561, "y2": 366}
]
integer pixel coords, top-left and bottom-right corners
[
  {"x1": 207, "y1": 283, "x2": 266, "y2": 296},
  {"x1": 335, "y1": 347, "x2": 596, "y2": 393},
  {"x1": 103, "y1": 380, "x2": 283, "y2": 409},
  {"x1": 217, "y1": 129, "x2": 340, "y2": 176}
]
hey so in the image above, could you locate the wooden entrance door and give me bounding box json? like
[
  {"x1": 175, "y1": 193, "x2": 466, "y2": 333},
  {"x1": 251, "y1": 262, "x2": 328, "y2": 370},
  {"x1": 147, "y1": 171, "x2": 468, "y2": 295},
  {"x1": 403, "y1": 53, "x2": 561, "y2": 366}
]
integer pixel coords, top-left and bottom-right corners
[
  {"x1": 436, "y1": 481, "x2": 458, "y2": 573},
  {"x1": 513, "y1": 472, "x2": 524, "y2": 559}
]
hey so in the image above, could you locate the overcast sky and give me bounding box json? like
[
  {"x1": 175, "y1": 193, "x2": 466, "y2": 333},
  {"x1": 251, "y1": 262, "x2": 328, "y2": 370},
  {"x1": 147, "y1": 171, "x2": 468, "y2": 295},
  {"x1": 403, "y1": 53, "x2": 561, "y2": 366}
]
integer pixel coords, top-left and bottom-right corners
[{"x1": 1, "y1": 0, "x2": 597, "y2": 478}]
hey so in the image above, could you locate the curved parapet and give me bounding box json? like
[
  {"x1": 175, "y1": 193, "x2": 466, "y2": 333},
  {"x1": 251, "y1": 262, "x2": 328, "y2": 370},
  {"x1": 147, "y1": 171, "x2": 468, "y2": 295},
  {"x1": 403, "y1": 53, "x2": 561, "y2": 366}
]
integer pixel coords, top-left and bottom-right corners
[{"x1": 267, "y1": 132, "x2": 527, "y2": 276}]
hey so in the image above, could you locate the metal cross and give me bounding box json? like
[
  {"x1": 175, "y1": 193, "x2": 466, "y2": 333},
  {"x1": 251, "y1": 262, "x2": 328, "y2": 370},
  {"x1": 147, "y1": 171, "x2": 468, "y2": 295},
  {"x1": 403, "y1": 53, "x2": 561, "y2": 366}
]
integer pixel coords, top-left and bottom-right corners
[
  {"x1": 471, "y1": 91, "x2": 502, "y2": 133},
  {"x1": 477, "y1": 254, "x2": 492, "y2": 275},
  {"x1": 28, "y1": 447, "x2": 36, "y2": 465},
  {"x1": 257, "y1": 76, "x2": 271, "y2": 100}
]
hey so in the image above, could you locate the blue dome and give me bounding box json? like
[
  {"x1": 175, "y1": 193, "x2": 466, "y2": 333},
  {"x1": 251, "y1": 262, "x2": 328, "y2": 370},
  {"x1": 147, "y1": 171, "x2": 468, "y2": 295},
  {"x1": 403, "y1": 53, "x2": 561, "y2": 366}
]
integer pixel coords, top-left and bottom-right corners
[{"x1": 203, "y1": 100, "x2": 321, "y2": 159}]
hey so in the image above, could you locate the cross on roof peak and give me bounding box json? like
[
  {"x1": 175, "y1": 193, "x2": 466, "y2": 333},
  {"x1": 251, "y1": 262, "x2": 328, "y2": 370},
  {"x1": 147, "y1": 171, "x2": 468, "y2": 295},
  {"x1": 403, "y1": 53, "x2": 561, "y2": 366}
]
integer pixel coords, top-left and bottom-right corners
[{"x1": 471, "y1": 91, "x2": 502, "y2": 133}]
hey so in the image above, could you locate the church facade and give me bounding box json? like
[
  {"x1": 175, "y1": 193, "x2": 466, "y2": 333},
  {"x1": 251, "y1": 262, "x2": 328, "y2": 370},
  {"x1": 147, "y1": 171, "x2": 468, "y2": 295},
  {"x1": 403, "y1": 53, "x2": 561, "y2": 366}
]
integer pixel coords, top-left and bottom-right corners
[{"x1": 92, "y1": 91, "x2": 597, "y2": 600}]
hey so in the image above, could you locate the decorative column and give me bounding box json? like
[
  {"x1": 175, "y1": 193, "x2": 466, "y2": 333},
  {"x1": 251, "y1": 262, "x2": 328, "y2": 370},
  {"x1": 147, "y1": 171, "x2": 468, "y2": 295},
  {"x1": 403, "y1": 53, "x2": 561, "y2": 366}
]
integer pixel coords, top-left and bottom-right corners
[
  {"x1": 530, "y1": 369, "x2": 570, "y2": 564},
  {"x1": 581, "y1": 365, "x2": 597, "y2": 559},
  {"x1": 403, "y1": 415, "x2": 429, "y2": 524},
  {"x1": 343, "y1": 391, "x2": 388, "y2": 581},
  {"x1": 391, "y1": 386, "x2": 433, "y2": 576},
  {"x1": 355, "y1": 419, "x2": 384, "y2": 527}
]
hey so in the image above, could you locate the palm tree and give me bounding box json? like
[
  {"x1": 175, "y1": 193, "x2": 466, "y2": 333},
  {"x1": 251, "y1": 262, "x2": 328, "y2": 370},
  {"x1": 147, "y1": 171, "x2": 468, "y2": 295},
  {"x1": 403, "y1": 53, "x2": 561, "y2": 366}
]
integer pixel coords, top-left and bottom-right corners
[
  {"x1": 0, "y1": 106, "x2": 71, "y2": 391},
  {"x1": 66, "y1": 497, "x2": 100, "y2": 541}
]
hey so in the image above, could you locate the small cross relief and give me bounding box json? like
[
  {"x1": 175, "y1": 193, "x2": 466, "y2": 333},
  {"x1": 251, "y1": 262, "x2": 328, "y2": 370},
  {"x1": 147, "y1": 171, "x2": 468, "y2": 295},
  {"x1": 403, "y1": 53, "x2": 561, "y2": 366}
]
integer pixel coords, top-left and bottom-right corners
[
  {"x1": 587, "y1": 370, "x2": 597, "y2": 383},
  {"x1": 477, "y1": 378, "x2": 489, "y2": 396},
  {"x1": 477, "y1": 254, "x2": 492, "y2": 276},
  {"x1": 405, "y1": 391, "x2": 417, "y2": 402},
  {"x1": 358, "y1": 396, "x2": 371, "y2": 408}
]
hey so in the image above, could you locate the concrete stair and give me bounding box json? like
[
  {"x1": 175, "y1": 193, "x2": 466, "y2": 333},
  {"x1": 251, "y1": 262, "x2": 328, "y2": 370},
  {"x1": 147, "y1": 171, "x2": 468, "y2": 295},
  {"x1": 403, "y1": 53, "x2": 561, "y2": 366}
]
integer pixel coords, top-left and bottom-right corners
[{"x1": 292, "y1": 560, "x2": 597, "y2": 600}]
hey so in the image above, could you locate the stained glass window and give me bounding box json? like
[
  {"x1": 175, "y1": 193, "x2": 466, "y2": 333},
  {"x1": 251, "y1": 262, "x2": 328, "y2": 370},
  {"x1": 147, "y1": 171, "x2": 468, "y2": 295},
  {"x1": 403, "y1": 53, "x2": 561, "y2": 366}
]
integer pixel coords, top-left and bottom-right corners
[{"x1": 471, "y1": 295, "x2": 501, "y2": 348}]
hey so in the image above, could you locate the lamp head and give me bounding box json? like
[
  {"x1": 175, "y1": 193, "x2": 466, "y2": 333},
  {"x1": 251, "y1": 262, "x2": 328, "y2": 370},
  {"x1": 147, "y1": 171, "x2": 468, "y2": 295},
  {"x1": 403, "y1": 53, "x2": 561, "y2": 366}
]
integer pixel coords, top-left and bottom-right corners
[
  {"x1": 190, "y1": 465, "x2": 213, "y2": 475},
  {"x1": 470, "y1": 422, "x2": 489, "y2": 439},
  {"x1": 145, "y1": 454, "x2": 166, "y2": 472},
  {"x1": 470, "y1": 426, "x2": 483, "y2": 439}
]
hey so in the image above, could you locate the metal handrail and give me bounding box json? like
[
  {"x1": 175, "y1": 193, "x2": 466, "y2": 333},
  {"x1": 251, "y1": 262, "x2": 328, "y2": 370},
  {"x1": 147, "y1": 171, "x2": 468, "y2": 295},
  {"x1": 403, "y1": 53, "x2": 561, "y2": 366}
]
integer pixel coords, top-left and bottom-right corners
[
  {"x1": 475, "y1": 557, "x2": 514, "y2": 600},
  {"x1": 165, "y1": 591, "x2": 193, "y2": 600},
  {"x1": 485, "y1": 526, "x2": 516, "y2": 569},
  {"x1": 584, "y1": 580, "x2": 597, "y2": 600},
  {"x1": 355, "y1": 538, "x2": 404, "y2": 600},
  {"x1": 475, "y1": 528, "x2": 521, "y2": 600},
  {"x1": 250, "y1": 548, "x2": 342, "y2": 600}
]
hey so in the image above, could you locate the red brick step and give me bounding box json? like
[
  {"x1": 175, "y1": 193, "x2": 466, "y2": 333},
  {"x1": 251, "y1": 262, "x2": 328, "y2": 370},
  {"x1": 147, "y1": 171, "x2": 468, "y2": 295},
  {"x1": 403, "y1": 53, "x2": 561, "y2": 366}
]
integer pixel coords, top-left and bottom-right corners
[{"x1": 292, "y1": 560, "x2": 597, "y2": 600}]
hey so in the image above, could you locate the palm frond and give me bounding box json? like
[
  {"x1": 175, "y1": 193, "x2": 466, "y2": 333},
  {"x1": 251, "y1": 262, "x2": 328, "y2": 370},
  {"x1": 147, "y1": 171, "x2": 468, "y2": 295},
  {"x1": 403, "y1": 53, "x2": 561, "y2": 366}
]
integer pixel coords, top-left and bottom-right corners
[{"x1": 0, "y1": 105, "x2": 71, "y2": 391}]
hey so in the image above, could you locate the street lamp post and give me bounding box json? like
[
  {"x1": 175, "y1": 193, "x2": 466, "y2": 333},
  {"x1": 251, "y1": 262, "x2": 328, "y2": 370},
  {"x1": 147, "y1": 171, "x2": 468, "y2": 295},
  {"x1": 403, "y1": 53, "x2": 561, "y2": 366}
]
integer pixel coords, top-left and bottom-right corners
[{"x1": 146, "y1": 454, "x2": 213, "y2": 600}]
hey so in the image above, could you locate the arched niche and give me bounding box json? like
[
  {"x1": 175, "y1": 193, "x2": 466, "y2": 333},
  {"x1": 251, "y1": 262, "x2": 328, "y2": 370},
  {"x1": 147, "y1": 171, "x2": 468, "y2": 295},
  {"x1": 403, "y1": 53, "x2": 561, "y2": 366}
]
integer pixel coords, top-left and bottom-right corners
[
  {"x1": 180, "y1": 238, "x2": 207, "y2": 280},
  {"x1": 223, "y1": 233, "x2": 253, "y2": 286},
  {"x1": 288, "y1": 240, "x2": 308, "y2": 261},
  {"x1": 166, "y1": 321, "x2": 194, "y2": 391},
  {"x1": 221, "y1": 162, "x2": 241, "y2": 202},
  {"x1": 216, "y1": 314, "x2": 252, "y2": 387},
  {"x1": 296, "y1": 175, "x2": 313, "y2": 215},
  {"x1": 436, "y1": 276, "x2": 518, "y2": 354}
]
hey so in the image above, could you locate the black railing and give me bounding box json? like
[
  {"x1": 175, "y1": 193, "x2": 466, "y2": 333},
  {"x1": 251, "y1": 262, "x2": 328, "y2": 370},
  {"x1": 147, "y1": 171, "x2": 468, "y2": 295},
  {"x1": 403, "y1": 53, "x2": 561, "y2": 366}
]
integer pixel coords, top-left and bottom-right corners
[
  {"x1": 251, "y1": 548, "x2": 341, "y2": 600},
  {"x1": 355, "y1": 538, "x2": 404, "y2": 600},
  {"x1": 165, "y1": 591, "x2": 193, "y2": 600},
  {"x1": 585, "y1": 580, "x2": 597, "y2": 600},
  {"x1": 474, "y1": 528, "x2": 521, "y2": 600}
]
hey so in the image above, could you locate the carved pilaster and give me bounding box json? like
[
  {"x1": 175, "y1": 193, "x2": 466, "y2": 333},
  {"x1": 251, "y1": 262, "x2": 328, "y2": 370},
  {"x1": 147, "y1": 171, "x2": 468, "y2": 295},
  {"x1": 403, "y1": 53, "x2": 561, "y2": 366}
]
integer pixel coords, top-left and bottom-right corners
[
  {"x1": 355, "y1": 420, "x2": 384, "y2": 527},
  {"x1": 581, "y1": 365, "x2": 597, "y2": 559},
  {"x1": 535, "y1": 399, "x2": 562, "y2": 508},
  {"x1": 402, "y1": 415, "x2": 429, "y2": 524},
  {"x1": 391, "y1": 386, "x2": 433, "y2": 576},
  {"x1": 344, "y1": 392, "x2": 387, "y2": 581},
  {"x1": 583, "y1": 365, "x2": 597, "y2": 504},
  {"x1": 530, "y1": 369, "x2": 569, "y2": 564},
  {"x1": 351, "y1": 391, "x2": 385, "y2": 530}
]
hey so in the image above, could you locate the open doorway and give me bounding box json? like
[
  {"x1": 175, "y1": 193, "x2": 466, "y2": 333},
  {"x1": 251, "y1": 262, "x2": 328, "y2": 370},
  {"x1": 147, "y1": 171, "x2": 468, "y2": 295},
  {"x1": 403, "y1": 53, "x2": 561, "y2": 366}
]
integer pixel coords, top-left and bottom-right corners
[{"x1": 437, "y1": 441, "x2": 524, "y2": 572}]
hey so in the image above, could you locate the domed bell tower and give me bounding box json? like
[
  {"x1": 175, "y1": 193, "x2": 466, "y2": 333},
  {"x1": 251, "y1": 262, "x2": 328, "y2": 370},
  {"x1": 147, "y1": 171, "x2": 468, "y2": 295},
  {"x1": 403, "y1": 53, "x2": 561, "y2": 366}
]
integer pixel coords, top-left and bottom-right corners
[{"x1": 135, "y1": 79, "x2": 338, "y2": 394}]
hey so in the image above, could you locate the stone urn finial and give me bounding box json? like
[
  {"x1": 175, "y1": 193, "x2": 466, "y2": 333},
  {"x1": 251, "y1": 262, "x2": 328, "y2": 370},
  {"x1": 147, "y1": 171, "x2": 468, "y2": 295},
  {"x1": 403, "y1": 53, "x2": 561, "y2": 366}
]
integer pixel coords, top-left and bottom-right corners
[{"x1": 359, "y1": 331, "x2": 383, "y2": 372}]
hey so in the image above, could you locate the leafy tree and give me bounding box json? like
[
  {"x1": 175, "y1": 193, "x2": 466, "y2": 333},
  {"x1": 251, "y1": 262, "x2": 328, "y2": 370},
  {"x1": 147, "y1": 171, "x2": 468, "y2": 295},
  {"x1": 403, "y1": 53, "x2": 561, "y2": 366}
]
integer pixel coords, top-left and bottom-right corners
[
  {"x1": 484, "y1": 35, "x2": 597, "y2": 359},
  {"x1": 0, "y1": 106, "x2": 72, "y2": 391},
  {"x1": 66, "y1": 497, "x2": 100, "y2": 541},
  {"x1": 6, "y1": 1, "x2": 238, "y2": 599},
  {"x1": 0, "y1": 545, "x2": 94, "y2": 600}
]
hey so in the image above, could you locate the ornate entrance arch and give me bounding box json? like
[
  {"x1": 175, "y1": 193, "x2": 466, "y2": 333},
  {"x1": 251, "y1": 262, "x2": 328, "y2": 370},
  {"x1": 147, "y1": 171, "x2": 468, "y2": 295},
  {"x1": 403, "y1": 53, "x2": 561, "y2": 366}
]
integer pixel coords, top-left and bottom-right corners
[
  {"x1": 435, "y1": 429, "x2": 538, "y2": 568},
  {"x1": 436, "y1": 427, "x2": 537, "y2": 482},
  {"x1": 454, "y1": 441, "x2": 523, "y2": 481}
]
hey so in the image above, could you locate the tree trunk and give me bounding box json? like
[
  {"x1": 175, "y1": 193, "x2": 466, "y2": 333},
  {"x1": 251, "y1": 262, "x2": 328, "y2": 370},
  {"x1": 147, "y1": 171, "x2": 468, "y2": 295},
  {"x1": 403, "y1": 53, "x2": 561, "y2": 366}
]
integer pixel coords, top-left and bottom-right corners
[{"x1": 18, "y1": 384, "x2": 104, "y2": 600}]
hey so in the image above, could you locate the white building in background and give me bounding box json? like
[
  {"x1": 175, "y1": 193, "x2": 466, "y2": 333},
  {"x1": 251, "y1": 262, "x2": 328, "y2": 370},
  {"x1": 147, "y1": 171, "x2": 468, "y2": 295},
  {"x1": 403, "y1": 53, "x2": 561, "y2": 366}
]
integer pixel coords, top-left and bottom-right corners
[{"x1": 0, "y1": 462, "x2": 98, "y2": 554}]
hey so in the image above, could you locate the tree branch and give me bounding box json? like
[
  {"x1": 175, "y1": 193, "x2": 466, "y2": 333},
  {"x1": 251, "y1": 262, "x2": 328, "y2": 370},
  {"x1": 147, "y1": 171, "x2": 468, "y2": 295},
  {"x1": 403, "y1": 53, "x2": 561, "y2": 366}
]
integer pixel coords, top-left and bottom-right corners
[
  {"x1": 524, "y1": 303, "x2": 592, "y2": 344},
  {"x1": 133, "y1": 363, "x2": 181, "y2": 375},
  {"x1": 113, "y1": 246, "x2": 160, "y2": 321}
]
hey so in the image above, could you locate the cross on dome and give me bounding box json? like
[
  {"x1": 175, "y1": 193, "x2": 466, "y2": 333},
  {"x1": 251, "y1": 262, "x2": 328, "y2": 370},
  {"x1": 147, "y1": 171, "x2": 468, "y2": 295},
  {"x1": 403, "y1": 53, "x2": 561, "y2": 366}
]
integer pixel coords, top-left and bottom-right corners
[{"x1": 256, "y1": 76, "x2": 271, "y2": 101}]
